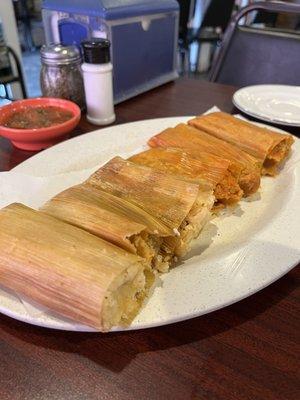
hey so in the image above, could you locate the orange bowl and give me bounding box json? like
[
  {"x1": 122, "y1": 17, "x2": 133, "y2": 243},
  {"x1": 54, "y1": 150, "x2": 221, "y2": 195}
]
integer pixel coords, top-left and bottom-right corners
[{"x1": 0, "y1": 98, "x2": 81, "y2": 151}]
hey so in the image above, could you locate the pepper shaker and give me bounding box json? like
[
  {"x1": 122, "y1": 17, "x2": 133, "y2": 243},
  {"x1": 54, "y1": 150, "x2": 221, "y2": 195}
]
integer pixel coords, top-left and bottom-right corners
[
  {"x1": 40, "y1": 44, "x2": 85, "y2": 109},
  {"x1": 81, "y1": 39, "x2": 115, "y2": 126}
]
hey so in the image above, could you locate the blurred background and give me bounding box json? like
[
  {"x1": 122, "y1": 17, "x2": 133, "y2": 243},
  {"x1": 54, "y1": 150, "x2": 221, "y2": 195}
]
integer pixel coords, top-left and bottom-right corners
[{"x1": 1, "y1": 0, "x2": 299, "y2": 101}]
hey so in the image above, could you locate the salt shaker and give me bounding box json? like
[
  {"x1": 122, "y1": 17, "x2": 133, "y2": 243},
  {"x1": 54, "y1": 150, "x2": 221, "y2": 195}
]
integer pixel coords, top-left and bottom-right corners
[{"x1": 81, "y1": 39, "x2": 115, "y2": 125}]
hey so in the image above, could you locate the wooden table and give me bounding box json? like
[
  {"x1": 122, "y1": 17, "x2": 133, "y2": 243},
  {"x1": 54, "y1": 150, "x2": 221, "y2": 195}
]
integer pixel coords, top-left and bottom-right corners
[{"x1": 1, "y1": 79, "x2": 299, "y2": 400}]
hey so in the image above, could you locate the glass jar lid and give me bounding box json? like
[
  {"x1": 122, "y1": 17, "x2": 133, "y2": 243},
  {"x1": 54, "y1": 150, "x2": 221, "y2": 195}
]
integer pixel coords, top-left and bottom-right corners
[{"x1": 40, "y1": 44, "x2": 81, "y2": 65}]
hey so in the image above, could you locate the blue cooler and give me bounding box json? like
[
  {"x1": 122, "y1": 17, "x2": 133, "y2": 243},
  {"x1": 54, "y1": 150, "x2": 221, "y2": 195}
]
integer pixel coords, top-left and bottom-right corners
[{"x1": 42, "y1": 0, "x2": 179, "y2": 104}]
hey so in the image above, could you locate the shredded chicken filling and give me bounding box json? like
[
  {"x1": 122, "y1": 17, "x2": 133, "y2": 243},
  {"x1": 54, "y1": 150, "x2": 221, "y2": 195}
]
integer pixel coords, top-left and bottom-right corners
[
  {"x1": 163, "y1": 192, "x2": 214, "y2": 258},
  {"x1": 214, "y1": 172, "x2": 243, "y2": 204},
  {"x1": 130, "y1": 232, "x2": 169, "y2": 273},
  {"x1": 238, "y1": 166, "x2": 261, "y2": 196},
  {"x1": 263, "y1": 139, "x2": 293, "y2": 176}
]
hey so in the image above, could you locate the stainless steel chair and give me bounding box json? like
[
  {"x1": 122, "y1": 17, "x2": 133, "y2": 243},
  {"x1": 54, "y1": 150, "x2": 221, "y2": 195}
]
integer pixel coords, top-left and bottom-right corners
[{"x1": 210, "y1": 1, "x2": 300, "y2": 86}]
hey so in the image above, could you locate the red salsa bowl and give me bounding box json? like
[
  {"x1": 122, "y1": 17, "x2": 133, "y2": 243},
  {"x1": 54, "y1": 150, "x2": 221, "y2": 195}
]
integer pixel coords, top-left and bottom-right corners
[{"x1": 0, "y1": 98, "x2": 81, "y2": 151}]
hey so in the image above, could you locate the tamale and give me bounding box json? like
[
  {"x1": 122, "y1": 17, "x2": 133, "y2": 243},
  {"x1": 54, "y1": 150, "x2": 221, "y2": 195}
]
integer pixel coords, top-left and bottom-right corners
[
  {"x1": 148, "y1": 123, "x2": 261, "y2": 196},
  {"x1": 42, "y1": 184, "x2": 171, "y2": 272},
  {"x1": 129, "y1": 147, "x2": 242, "y2": 205},
  {"x1": 188, "y1": 112, "x2": 294, "y2": 176},
  {"x1": 86, "y1": 156, "x2": 214, "y2": 258},
  {"x1": 0, "y1": 203, "x2": 153, "y2": 331}
]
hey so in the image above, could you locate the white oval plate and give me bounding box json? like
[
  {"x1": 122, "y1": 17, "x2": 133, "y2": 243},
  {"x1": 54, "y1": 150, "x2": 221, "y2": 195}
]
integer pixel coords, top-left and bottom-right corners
[
  {"x1": 0, "y1": 116, "x2": 300, "y2": 332},
  {"x1": 233, "y1": 85, "x2": 300, "y2": 126}
]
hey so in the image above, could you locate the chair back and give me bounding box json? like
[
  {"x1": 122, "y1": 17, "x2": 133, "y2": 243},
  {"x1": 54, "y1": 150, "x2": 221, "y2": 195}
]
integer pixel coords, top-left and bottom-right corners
[{"x1": 210, "y1": 1, "x2": 300, "y2": 86}]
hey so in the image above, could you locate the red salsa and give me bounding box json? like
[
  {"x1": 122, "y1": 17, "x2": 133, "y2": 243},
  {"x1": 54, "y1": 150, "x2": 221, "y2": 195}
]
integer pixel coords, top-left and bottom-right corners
[{"x1": 4, "y1": 106, "x2": 73, "y2": 129}]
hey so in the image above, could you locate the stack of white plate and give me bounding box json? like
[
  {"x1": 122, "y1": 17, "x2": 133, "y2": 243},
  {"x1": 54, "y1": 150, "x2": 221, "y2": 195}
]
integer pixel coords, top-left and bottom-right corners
[{"x1": 233, "y1": 85, "x2": 300, "y2": 127}]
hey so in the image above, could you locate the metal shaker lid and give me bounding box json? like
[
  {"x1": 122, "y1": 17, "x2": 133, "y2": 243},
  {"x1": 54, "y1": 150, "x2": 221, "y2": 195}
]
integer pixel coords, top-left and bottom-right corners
[{"x1": 40, "y1": 44, "x2": 81, "y2": 65}]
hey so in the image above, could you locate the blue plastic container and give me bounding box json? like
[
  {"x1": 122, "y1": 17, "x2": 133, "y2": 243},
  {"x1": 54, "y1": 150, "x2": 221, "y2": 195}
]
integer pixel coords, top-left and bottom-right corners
[{"x1": 42, "y1": 0, "x2": 179, "y2": 104}]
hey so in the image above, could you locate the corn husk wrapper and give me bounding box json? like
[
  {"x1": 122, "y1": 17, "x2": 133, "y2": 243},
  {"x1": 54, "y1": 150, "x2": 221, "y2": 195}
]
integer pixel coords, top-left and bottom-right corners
[
  {"x1": 0, "y1": 203, "x2": 152, "y2": 331},
  {"x1": 87, "y1": 157, "x2": 212, "y2": 258},
  {"x1": 148, "y1": 123, "x2": 261, "y2": 196},
  {"x1": 188, "y1": 112, "x2": 294, "y2": 176},
  {"x1": 130, "y1": 147, "x2": 242, "y2": 205},
  {"x1": 42, "y1": 184, "x2": 169, "y2": 272},
  {"x1": 87, "y1": 156, "x2": 200, "y2": 233}
]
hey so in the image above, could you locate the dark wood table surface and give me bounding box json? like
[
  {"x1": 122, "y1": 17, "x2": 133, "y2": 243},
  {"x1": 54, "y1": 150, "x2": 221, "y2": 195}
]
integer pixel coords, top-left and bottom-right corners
[{"x1": 1, "y1": 79, "x2": 299, "y2": 400}]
